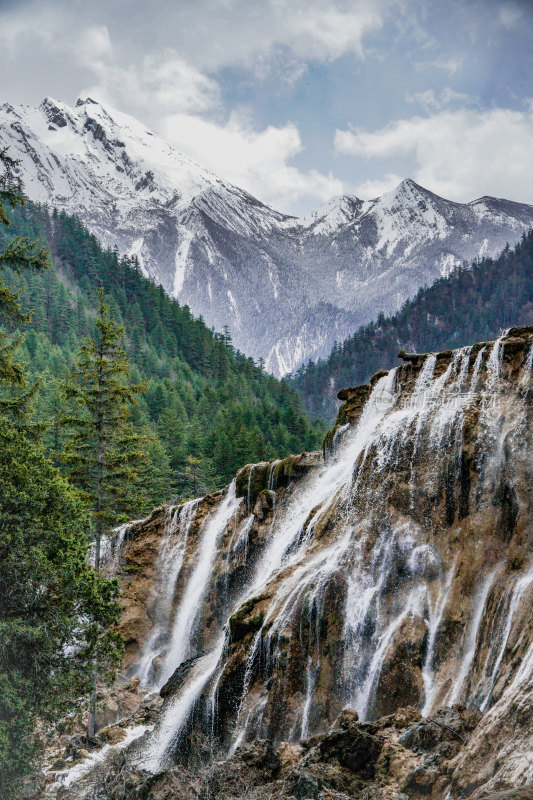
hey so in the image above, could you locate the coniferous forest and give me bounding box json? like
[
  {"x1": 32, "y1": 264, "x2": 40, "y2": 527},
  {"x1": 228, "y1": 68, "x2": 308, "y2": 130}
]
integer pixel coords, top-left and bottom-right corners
[
  {"x1": 0, "y1": 201, "x2": 327, "y2": 506},
  {"x1": 291, "y1": 231, "x2": 533, "y2": 420}
]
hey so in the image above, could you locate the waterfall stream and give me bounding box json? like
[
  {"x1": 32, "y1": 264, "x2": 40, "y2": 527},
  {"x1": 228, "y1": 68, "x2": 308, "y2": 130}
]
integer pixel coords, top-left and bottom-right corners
[
  {"x1": 159, "y1": 480, "x2": 240, "y2": 688},
  {"x1": 122, "y1": 333, "x2": 533, "y2": 775},
  {"x1": 137, "y1": 499, "x2": 200, "y2": 686}
]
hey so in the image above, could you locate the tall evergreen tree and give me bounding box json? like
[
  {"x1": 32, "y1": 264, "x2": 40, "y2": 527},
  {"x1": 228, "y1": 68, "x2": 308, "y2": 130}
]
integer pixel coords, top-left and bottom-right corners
[
  {"x1": 62, "y1": 289, "x2": 149, "y2": 736},
  {"x1": 63, "y1": 288, "x2": 150, "y2": 572},
  {"x1": 0, "y1": 418, "x2": 123, "y2": 799},
  {"x1": 0, "y1": 149, "x2": 49, "y2": 424},
  {"x1": 0, "y1": 157, "x2": 122, "y2": 797}
]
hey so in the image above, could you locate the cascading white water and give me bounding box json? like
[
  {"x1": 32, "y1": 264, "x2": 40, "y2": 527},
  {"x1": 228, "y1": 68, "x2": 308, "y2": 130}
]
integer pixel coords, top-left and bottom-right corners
[
  {"x1": 128, "y1": 332, "x2": 533, "y2": 774},
  {"x1": 267, "y1": 460, "x2": 280, "y2": 491},
  {"x1": 222, "y1": 344, "x2": 531, "y2": 740},
  {"x1": 89, "y1": 522, "x2": 130, "y2": 572},
  {"x1": 446, "y1": 564, "x2": 501, "y2": 707},
  {"x1": 139, "y1": 482, "x2": 242, "y2": 771},
  {"x1": 421, "y1": 558, "x2": 457, "y2": 716},
  {"x1": 142, "y1": 371, "x2": 403, "y2": 769},
  {"x1": 137, "y1": 499, "x2": 200, "y2": 686},
  {"x1": 158, "y1": 480, "x2": 241, "y2": 688},
  {"x1": 478, "y1": 565, "x2": 533, "y2": 712},
  {"x1": 142, "y1": 643, "x2": 225, "y2": 773},
  {"x1": 247, "y1": 465, "x2": 255, "y2": 510}
]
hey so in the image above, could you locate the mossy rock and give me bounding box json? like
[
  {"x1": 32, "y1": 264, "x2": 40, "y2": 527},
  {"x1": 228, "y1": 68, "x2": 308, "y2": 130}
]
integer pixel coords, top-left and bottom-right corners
[
  {"x1": 323, "y1": 425, "x2": 346, "y2": 460},
  {"x1": 339, "y1": 385, "x2": 371, "y2": 425},
  {"x1": 235, "y1": 462, "x2": 271, "y2": 505},
  {"x1": 229, "y1": 595, "x2": 267, "y2": 642},
  {"x1": 502, "y1": 336, "x2": 530, "y2": 359},
  {"x1": 369, "y1": 369, "x2": 389, "y2": 386},
  {"x1": 470, "y1": 341, "x2": 490, "y2": 358},
  {"x1": 507, "y1": 325, "x2": 533, "y2": 337},
  {"x1": 323, "y1": 426, "x2": 337, "y2": 458},
  {"x1": 337, "y1": 385, "x2": 370, "y2": 403},
  {"x1": 236, "y1": 453, "x2": 321, "y2": 504},
  {"x1": 335, "y1": 402, "x2": 348, "y2": 426}
]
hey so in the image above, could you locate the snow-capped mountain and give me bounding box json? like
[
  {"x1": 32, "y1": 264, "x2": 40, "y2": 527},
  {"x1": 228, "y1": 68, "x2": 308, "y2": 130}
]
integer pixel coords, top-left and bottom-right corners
[{"x1": 1, "y1": 96, "x2": 533, "y2": 375}]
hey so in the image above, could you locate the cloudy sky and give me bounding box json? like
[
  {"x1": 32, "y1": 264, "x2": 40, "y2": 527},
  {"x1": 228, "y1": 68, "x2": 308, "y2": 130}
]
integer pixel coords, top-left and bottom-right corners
[{"x1": 1, "y1": 0, "x2": 532, "y2": 215}]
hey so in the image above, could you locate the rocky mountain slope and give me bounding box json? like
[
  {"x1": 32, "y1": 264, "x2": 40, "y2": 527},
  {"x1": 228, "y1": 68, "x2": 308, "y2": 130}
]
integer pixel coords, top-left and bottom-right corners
[
  {"x1": 291, "y1": 227, "x2": 533, "y2": 421},
  {"x1": 42, "y1": 326, "x2": 533, "y2": 799},
  {"x1": 2, "y1": 97, "x2": 533, "y2": 375}
]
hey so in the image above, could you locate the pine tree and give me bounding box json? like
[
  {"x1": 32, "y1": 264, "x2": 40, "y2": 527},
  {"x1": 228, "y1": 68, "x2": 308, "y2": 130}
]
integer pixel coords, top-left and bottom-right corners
[
  {"x1": 0, "y1": 149, "x2": 49, "y2": 424},
  {"x1": 63, "y1": 288, "x2": 150, "y2": 569},
  {"x1": 0, "y1": 417, "x2": 122, "y2": 798},
  {"x1": 62, "y1": 289, "x2": 149, "y2": 735}
]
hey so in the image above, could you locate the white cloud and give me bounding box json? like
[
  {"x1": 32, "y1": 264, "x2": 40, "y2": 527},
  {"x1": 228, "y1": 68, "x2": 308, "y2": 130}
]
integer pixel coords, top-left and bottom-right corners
[
  {"x1": 407, "y1": 87, "x2": 472, "y2": 112},
  {"x1": 77, "y1": 25, "x2": 112, "y2": 64},
  {"x1": 280, "y1": 1, "x2": 385, "y2": 61},
  {"x1": 161, "y1": 0, "x2": 390, "y2": 70},
  {"x1": 162, "y1": 110, "x2": 344, "y2": 212},
  {"x1": 499, "y1": 3, "x2": 522, "y2": 28},
  {"x1": 416, "y1": 56, "x2": 463, "y2": 75},
  {"x1": 354, "y1": 172, "x2": 403, "y2": 198},
  {"x1": 0, "y1": 6, "x2": 59, "y2": 52},
  {"x1": 82, "y1": 51, "x2": 221, "y2": 116},
  {"x1": 335, "y1": 105, "x2": 533, "y2": 202}
]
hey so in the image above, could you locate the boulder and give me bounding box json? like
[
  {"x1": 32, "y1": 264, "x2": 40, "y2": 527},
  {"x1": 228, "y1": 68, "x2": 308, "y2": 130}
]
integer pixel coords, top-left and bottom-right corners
[{"x1": 319, "y1": 711, "x2": 383, "y2": 779}]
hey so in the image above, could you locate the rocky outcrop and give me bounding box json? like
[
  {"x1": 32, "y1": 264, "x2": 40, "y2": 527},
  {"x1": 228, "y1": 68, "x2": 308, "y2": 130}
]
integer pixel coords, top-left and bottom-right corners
[
  {"x1": 44, "y1": 327, "x2": 533, "y2": 798},
  {"x1": 235, "y1": 452, "x2": 322, "y2": 508},
  {"x1": 54, "y1": 705, "x2": 487, "y2": 800}
]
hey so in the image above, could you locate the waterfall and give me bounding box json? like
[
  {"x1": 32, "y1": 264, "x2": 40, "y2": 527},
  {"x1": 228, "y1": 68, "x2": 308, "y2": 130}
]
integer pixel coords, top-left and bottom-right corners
[
  {"x1": 478, "y1": 565, "x2": 533, "y2": 712},
  {"x1": 247, "y1": 465, "x2": 255, "y2": 510},
  {"x1": 446, "y1": 564, "x2": 501, "y2": 707},
  {"x1": 421, "y1": 558, "x2": 457, "y2": 716},
  {"x1": 89, "y1": 522, "x2": 130, "y2": 572},
  {"x1": 268, "y1": 460, "x2": 280, "y2": 491},
  {"x1": 136, "y1": 499, "x2": 200, "y2": 686},
  {"x1": 138, "y1": 482, "x2": 242, "y2": 772},
  {"x1": 158, "y1": 480, "x2": 241, "y2": 688},
  {"x1": 521, "y1": 342, "x2": 533, "y2": 390},
  {"x1": 125, "y1": 330, "x2": 533, "y2": 775},
  {"x1": 142, "y1": 643, "x2": 225, "y2": 773}
]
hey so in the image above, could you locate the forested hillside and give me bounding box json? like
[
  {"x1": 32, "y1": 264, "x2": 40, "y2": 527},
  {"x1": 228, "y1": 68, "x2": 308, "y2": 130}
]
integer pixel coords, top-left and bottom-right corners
[
  {"x1": 291, "y1": 230, "x2": 533, "y2": 420},
  {"x1": 0, "y1": 203, "x2": 326, "y2": 508}
]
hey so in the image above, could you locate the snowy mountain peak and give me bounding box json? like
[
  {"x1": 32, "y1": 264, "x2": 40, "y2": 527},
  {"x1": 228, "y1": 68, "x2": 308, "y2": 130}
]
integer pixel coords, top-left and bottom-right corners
[
  {"x1": 297, "y1": 194, "x2": 363, "y2": 235},
  {"x1": 1, "y1": 96, "x2": 533, "y2": 377}
]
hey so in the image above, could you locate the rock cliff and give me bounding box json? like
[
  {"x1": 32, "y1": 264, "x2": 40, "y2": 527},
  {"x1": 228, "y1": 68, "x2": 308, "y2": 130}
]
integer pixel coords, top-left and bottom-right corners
[{"x1": 46, "y1": 327, "x2": 533, "y2": 799}]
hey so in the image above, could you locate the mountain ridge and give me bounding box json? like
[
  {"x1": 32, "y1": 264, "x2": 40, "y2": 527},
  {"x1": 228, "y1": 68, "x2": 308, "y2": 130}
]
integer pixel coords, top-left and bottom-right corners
[
  {"x1": 291, "y1": 228, "x2": 533, "y2": 420},
  {"x1": 2, "y1": 96, "x2": 533, "y2": 375}
]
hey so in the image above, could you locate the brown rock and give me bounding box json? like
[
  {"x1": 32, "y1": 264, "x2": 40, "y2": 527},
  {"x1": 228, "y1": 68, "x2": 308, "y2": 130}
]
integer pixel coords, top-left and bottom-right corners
[
  {"x1": 373, "y1": 615, "x2": 426, "y2": 719},
  {"x1": 99, "y1": 725, "x2": 126, "y2": 745}
]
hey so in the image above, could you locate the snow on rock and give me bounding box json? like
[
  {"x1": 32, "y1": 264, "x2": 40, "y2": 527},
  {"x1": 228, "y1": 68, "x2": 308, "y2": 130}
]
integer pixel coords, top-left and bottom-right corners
[{"x1": 2, "y1": 98, "x2": 533, "y2": 376}]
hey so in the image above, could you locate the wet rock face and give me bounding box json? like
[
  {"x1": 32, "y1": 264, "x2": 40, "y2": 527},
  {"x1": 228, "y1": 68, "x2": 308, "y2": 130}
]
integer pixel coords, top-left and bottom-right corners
[
  {"x1": 318, "y1": 712, "x2": 383, "y2": 778},
  {"x1": 81, "y1": 328, "x2": 533, "y2": 799},
  {"x1": 236, "y1": 452, "x2": 322, "y2": 507},
  {"x1": 73, "y1": 705, "x2": 482, "y2": 800},
  {"x1": 373, "y1": 615, "x2": 426, "y2": 719}
]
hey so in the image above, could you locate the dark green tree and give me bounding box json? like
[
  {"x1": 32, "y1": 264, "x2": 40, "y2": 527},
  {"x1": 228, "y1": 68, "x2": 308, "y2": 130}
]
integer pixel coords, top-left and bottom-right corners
[
  {"x1": 62, "y1": 289, "x2": 149, "y2": 734},
  {"x1": 0, "y1": 149, "x2": 49, "y2": 424},
  {"x1": 0, "y1": 417, "x2": 122, "y2": 799},
  {"x1": 63, "y1": 289, "x2": 149, "y2": 571}
]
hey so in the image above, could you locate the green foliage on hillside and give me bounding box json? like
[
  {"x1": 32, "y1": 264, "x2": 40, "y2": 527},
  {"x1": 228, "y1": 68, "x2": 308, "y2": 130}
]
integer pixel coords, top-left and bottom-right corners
[
  {"x1": 0, "y1": 417, "x2": 122, "y2": 798},
  {"x1": 0, "y1": 203, "x2": 326, "y2": 505},
  {"x1": 0, "y1": 155, "x2": 122, "y2": 798},
  {"x1": 291, "y1": 231, "x2": 533, "y2": 420}
]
